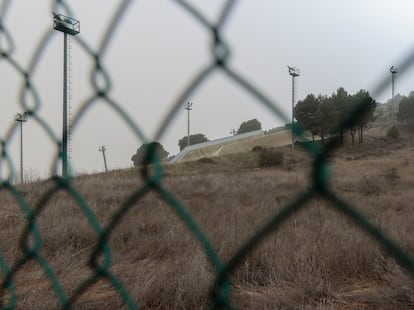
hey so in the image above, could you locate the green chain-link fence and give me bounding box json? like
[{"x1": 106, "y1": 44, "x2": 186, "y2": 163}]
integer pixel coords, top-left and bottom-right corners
[{"x1": 1, "y1": 0, "x2": 414, "y2": 309}]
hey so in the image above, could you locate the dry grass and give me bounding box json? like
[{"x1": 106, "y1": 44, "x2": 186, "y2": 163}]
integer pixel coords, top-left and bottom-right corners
[{"x1": 1, "y1": 127, "x2": 414, "y2": 309}]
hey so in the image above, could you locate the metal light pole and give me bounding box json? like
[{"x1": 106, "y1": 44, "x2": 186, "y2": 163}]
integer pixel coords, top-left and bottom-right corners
[
  {"x1": 288, "y1": 66, "x2": 300, "y2": 149},
  {"x1": 390, "y1": 66, "x2": 398, "y2": 125},
  {"x1": 14, "y1": 113, "x2": 27, "y2": 183},
  {"x1": 53, "y1": 12, "x2": 80, "y2": 177},
  {"x1": 184, "y1": 102, "x2": 193, "y2": 147},
  {"x1": 99, "y1": 146, "x2": 108, "y2": 172}
]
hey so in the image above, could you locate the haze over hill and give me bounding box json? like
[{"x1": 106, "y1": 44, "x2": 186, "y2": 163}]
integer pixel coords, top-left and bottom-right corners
[{"x1": 2, "y1": 1, "x2": 414, "y2": 177}]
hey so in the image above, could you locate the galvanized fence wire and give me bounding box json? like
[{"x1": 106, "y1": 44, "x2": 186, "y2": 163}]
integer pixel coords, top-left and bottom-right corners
[{"x1": 1, "y1": 0, "x2": 414, "y2": 309}]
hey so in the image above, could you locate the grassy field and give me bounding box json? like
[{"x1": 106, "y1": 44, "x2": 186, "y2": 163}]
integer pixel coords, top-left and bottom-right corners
[{"x1": 1, "y1": 127, "x2": 414, "y2": 309}]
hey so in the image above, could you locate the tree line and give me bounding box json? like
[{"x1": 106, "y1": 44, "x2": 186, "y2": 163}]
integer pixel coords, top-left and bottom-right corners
[
  {"x1": 131, "y1": 89, "x2": 414, "y2": 167},
  {"x1": 294, "y1": 87, "x2": 376, "y2": 145},
  {"x1": 176, "y1": 119, "x2": 261, "y2": 151},
  {"x1": 131, "y1": 118, "x2": 262, "y2": 167}
]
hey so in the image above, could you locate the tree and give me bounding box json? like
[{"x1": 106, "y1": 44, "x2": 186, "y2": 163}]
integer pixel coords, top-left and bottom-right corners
[
  {"x1": 178, "y1": 133, "x2": 209, "y2": 151},
  {"x1": 376, "y1": 94, "x2": 404, "y2": 123},
  {"x1": 317, "y1": 95, "x2": 338, "y2": 142},
  {"x1": 131, "y1": 142, "x2": 169, "y2": 167},
  {"x1": 294, "y1": 93, "x2": 336, "y2": 142},
  {"x1": 331, "y1": 87, "x2": 349, "y2": 145},
  {"x1": 294, "y1": 94, "x2": 320, "y2": 140},
  {"x1": 348, "y1": 90, "x2": 376, "y2": 144},
  {"x1": 237, "y1": 119, "x2": 262, "y2": 134},
  {"x1": 295, "y1": 88, "x2": 376, "y2": 145},
  {"x1": 398, "y1": 94, "x2": 414, "y2": 124}
]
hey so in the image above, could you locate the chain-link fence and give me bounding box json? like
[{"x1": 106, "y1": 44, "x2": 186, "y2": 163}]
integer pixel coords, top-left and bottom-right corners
[{"x1": 1, "y1": 0, "x2": 414, "y2": 309}]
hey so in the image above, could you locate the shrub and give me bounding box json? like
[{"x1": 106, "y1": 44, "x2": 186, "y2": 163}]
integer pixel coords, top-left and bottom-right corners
[
  {"x1": 386, "y1": 125, "x2": 400, "y2": 139},
  {"x1": 197, "y1": 157, "x2": 216, "y2": 164},
  {"x1": 252, "y1": 146, "x2": 263, "y2": 152},
  {"x1": 258, "y1": 148, "x2": 284, "y2": 167},
  {"x1": 131, "y1": 142, "x2": 169, "y2": 167}
]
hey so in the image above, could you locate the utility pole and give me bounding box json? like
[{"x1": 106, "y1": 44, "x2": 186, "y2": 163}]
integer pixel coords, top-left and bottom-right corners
[
  {"x1": 53, "y1": 12, "x2": 80, "y2": 177},
  {"x1": 288, "y1": 66, "x2": 300, "y2": 149},
  {"x1": 390, "y1": 66, "x2": 398, "y2": 125},
  {"x1": 14, "y1": 112, "x2": 27, "y2": 183},
  {"x1": 99, "y1": 146, "x2": 108, "y2": 172},
  {"x1": 184, "y1": 102, "x2": 193, "y2": 147}
]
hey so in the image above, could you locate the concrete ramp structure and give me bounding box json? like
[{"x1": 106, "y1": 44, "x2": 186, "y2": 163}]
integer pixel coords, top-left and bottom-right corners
[{"x1": 170, "y1": 130, "x2": 295, "y2": 164}]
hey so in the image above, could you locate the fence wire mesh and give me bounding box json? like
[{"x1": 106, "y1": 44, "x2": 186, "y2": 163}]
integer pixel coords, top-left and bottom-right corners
[{"x1": 1, "y1": 0, "x2": 414, "y2": 309}]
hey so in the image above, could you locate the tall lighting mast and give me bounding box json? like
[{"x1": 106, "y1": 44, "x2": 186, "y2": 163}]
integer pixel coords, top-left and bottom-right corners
[
  {"x1": 390, "y1": 66, "x2": 398, "y2": 125},
  {"x1": 53, "y1": 12, "x2": 80, "y2": 177},
  {"x1": 288, "y1": 66, "x2": 300, "y2": 149},
  {"x1": 184, "y1": 102, "x2": 193, "y2": 147}
]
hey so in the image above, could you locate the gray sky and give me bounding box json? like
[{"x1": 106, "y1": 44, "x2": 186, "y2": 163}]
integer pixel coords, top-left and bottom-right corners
[{"x1": 1, "y1": 0, "x2": 414, "y2": 179}]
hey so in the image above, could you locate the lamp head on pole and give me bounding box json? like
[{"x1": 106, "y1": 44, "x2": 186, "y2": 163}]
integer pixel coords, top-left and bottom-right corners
[
  {"x1": 53, "y1": 12, "x2": 80, "y2": 35},
  {"x1": 288, "y1": 66, "x2": 300, "y2": 77},
  {"x1": 184, "y1": 102, "x2": 193, "y2": 111},
  {"x1": 390, "y1": 66, "x2": 398, "y2": 74},
  {"x1": 14, "y1": 112, "x2": 28, "y2": 122}
]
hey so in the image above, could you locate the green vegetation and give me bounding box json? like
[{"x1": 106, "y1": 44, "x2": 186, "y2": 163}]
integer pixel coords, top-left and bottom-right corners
[
  {"x1": 131, "y1": 142, "x2": 169, "y2": 167},
  {"x1": 263, "y1": 124, "x2": 290, "y2": 135},
  {"x1": 387, "y1": 125, "x2": 400, "y2": 138},
  {"x1": 374, "y1": 94, "x2": 404, "y2": 124},
  {"x1": 178, "y1": 133, "x2": 209, "y2": 151},
  {"x1": 295, "y1": 87, "x2": 376, "y2": 145},
  {"x1": 257, "y1": 148, "x2": 284, "y2": 168},
  {"x1": 397, "y1": 92, "x2": 414, "y2": 124},
  {"x1": 237, "y1": 118, "x2": 262, "y2": 134}
]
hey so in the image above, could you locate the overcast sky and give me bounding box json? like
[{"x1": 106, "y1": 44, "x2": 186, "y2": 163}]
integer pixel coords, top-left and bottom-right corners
[{"x1": 1, "y1": 0, "x2": 414, "y2": 179}]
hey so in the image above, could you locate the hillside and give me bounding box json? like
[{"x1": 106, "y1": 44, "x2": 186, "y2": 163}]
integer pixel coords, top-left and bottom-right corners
[{"x1": 1, "y1": 126, "x2": 414, "y2": 309}]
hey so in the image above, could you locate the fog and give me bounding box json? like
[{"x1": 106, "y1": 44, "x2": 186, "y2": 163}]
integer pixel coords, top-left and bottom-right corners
[{"x1": 1, "y1": 0, "x2": 414, "y2": 178}]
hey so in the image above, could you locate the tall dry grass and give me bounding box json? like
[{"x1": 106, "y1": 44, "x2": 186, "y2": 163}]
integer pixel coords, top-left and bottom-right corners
[{"x1": 1, "y1": 128, "x2": 414, "y2": 309}]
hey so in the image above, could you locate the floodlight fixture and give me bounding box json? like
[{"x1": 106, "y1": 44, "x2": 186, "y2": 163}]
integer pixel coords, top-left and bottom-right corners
[
  {"x1": 14, "y1": 112, "x2": 28, "y2": 123},
  {"x1": 184, "y1": 102, "x2": 193, "y2": 147},
  {"x1": 184, "y1": 102, "x2": 193, "y2": 111},
  {"x1": 53, "y1": 13, "x2": 80, "y2": 35},
  {"x1": 288, "y1": 66, "x2": 300, "y2": 77},
  {"x1": 53, "y1": 13, "x2": 79, "y2": 177}
]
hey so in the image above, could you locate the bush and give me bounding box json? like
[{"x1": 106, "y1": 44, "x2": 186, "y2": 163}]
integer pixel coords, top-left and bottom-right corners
[
  {"x1": 197, "y1": 157, "x2": 216, "y2": 164},
  {"x1": 131, "y1": 142, "x2": 169, "y2": 167},
  {"x1": 252, "y1": 146, "x2": 263, "y2": 152},
  {"x1": 386, "y1": 125, "x2": 400, "y2": 139},
  {"x1": 258, "y1": 148, "x2": 284, "y2": 168},
  {"x1": 237, "y1": 118, "x2": 262, "y2": 134}
]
